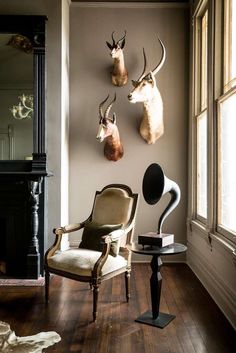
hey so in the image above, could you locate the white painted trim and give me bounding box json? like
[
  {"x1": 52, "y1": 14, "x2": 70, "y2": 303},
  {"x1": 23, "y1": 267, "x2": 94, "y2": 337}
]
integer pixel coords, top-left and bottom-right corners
[
  {"x1": 192, "y1": 0, "x2": 208, "y2": 18},
  {"x1": 188, "y1": 242, "x2": 236, "y2": 330},
  {"x1": 71, "y1": 1, "x2": 189, "y2": 9},
  {"x1": 210, "y1": 232, "x2": 236, "y2": 255},
  {"x1": 189, "y1": 220, "x2": 236, "y2": 255}
]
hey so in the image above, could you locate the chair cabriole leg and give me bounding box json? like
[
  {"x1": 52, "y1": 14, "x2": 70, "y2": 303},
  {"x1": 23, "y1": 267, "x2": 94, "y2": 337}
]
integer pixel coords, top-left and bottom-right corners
[
  {"x1": 92, "y1": 283, "x2": 99, "y2": 322},
  {"x1": 45, "y1": 270, "x2": 50, "y2": 303},
  {"x1": 125, "y1": 270, "x2": 131, "y2": 302}
]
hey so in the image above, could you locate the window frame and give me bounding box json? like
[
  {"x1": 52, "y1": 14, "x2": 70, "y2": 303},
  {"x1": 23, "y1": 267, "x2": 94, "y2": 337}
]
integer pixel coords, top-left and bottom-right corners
[
  {"x1": 224, "y1": 0, "x2": 236, "y2": 92},
  {"x1": 190, "y1": 0, "x2": 236, "y2": 247},
  {"x1": 192, "y1": 1, "x2": 209, "y2": 224},
  {"x1": 216, "y1": 87, "x2": 236, "y2": 244},
  {"x1": 196, "y1": 109, "x2": 208, "y2": 221},
  {"x1": 215, "y1": 0, "x2": 236, "y2": 244}
]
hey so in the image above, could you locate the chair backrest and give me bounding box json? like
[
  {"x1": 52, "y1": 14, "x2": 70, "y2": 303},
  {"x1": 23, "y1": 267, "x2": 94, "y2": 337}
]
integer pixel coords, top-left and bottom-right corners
[{"x1": 91, "y1": 184, "x2": 139, "y2": 245}]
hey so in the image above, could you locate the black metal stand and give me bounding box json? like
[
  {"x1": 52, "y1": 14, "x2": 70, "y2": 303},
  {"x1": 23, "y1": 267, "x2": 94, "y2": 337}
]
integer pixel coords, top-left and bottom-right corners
[{"x1": 135, "y1": 254, "x2": 175, "y2": 328}]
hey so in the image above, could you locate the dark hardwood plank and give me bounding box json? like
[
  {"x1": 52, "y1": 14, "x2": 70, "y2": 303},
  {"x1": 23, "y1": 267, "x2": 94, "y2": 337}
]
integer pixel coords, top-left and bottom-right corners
[{"x1": 0, "y1": 264, "x2": 235, "y2": 353}]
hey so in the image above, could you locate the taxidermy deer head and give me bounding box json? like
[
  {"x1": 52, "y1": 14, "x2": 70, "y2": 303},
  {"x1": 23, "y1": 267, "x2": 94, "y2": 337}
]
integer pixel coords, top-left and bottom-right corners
[
  {"x1": 106, "y1": 31, "x2": 128, "y2": 87},
  {"x1": 96, "y1": 94, "x2": 124, "y2": 162},
  {"x1": 128, "y1": 37, "x2": 166, "y2": 144}
]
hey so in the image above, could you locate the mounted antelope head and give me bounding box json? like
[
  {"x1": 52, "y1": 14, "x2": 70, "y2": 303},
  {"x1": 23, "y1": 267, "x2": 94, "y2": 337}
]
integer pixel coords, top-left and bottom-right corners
[
  {"x1": 96, "y1": 94, "x2": 124, "y2": 162},
  {"x1": 128, "y1": 37, "x2": 166, "y2": 144},
  {"x1": 106, "y1": 31, "x2": 128, "y2": 87}
]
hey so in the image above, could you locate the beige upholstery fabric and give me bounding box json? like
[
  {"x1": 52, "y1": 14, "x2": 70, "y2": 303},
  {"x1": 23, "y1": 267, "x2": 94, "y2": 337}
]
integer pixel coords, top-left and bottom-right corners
[
  {"x1": 92, "y1": 188, "x2": 133, "y2": 225},
  {"x1": 48, "y1": 249, "x2": 127, "y2": 277}
]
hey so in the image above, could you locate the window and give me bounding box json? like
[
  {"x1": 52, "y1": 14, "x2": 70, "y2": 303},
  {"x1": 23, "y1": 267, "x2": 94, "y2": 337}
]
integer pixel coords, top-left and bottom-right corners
[
  {"x1": 224, "y1": 0, "x2": 236, "y2": 91},
  {"x1": 194, "y1": 6, "x2": 208, "y2": 220},
  {"x1": 217, "y1": 0, "x2": 236, "y2": 242},
  {"x1": 191, "y1": 0, "x2": 236, "y2": 245},
  {"x1": 201, "y1": 10, "x2": 208, "y2": 110},
  {"x1": 197, "y1": 111, "x2": 207, "y2": 218},
  {"x1": 218, "y1": 92, "x2": 236, "y2": 235}
]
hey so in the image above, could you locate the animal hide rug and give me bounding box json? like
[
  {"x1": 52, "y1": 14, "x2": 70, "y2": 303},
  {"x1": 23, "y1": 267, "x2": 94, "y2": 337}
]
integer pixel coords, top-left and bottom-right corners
[{"x1": 0, "y1": 321, "x2": 61, "y2": 352}]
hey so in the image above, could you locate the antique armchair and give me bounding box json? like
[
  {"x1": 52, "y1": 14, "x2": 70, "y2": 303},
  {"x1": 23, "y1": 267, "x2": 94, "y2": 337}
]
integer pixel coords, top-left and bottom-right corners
[{"x1": 44, "y1": 184, "x2": 139, "y2": 321}]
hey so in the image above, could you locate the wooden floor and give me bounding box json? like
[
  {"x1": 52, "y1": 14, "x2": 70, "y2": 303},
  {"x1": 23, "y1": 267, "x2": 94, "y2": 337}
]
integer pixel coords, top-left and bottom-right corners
[{"x1": 0, "y1": 263, "x2": 235, "y2": 353}]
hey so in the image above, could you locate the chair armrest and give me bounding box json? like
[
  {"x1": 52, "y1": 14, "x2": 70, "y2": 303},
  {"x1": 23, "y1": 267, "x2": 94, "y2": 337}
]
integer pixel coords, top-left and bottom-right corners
[
  {"x1": 46, "y1": 221, "x2": 87, "y2": 261},
  {"x1": 53, "y1": 222, "x2": 86, "y2": 235},
  {"x1": 122, "y1": 220, "x2": 135, "y2": 236},
  {"x1": 92, "y1": 229, "x2": 125, "y2": 278},
  {"x1": 102, "y1": 229, "x2": 125, "y2": 243}
]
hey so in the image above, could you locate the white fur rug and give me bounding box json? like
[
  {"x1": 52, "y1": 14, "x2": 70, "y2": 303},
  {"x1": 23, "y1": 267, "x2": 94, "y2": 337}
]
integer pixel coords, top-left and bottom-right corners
[{"x1": 0, "y1": 321, "x2": 61, "y2": 352}]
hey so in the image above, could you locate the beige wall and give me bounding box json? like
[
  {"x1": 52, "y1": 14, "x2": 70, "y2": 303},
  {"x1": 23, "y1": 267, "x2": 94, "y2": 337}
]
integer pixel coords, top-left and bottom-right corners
[
  {"x1": 69, "y1": 3, "x2": 189, "y2": 261},
  {"x1": 0, "y1": 1, "x2": 189, "y2": 259}
]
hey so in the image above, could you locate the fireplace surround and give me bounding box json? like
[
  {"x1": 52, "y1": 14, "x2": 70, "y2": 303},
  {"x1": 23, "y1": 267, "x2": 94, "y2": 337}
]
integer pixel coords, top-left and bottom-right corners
[{"x1": 0, "y1": 15, "x2": 48, "y2": 279}]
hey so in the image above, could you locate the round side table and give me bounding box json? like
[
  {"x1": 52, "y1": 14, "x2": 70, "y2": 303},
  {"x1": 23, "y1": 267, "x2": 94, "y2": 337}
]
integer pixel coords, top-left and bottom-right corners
[{"x1": 130, "y1": 242, "x2": 187, "y2": 328}]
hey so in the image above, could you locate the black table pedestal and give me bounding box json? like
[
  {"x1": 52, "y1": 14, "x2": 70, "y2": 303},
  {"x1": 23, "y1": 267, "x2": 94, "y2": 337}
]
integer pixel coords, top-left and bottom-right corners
[
  {"x1": 135, "y1": 254, "x2": 175, "y2": 328},
  {"x1": 135, "y1": 311, "x2": 175, "y2": 328},
  {"x1": 130, "y1": 242, "x2": 187, "y2": 329}
]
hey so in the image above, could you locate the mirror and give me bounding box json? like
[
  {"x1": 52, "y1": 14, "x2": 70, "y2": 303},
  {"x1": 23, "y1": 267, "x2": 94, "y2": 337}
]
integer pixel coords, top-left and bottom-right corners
[
  {"x1": 0, "y1": 33, "x2": 33, "y2": 160},
  {"x1": 0, "y1": 15, "x2": 46, "y2": 167}
]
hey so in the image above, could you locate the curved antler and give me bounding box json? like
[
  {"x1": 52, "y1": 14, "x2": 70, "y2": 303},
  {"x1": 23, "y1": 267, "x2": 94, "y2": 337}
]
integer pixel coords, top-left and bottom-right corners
[
  {"x1": 137, "y1": 48, "x2": 147, "y2": 81},
  {"x1": 99, "y1": 94, "x2": 109, "y2": 118},
  {"x1": 111, "y1": 31, "x2": 116, "y2": 46},
  {"x1": 117, "y1": 30, "x2": 127, "y2": 46},
  {"x1": 152, "y1": 37, "x2": 166, "y2": 76},
  {"x1": 105, "y1": 93, "x2": 116, "y2": 119}
]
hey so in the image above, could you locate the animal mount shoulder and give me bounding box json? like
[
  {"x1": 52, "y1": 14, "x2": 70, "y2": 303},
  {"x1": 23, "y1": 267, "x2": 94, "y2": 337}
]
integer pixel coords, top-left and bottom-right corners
[
  {"x1": 96, "y1": 94, "x2": 124, "y2": 161},
  {"x1": 106, "y1": 31, "x2": 128, "y2": 87},
  {"x1": 128, "y1": 37, "x2": 166, "y2": 144},
  {"x1": 112, "y1": 67, "x2": 128, "y2": 87},
  {"x1": 140, "y1": 95, "x2": 164, "y2": 144},
  {"x1": 104, "y1": 137, "x2": 124, "y2": 161}
]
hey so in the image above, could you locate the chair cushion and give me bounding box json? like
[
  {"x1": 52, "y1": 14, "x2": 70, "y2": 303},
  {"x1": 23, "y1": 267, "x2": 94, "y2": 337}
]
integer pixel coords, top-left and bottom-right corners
[
  {"x1": 92, "y1": 188, "x2": 133, "y2": 225},
  {"x1": 47, "y1": 249, "x2": 127, "y2": 277},
  {"x1": 79, "y1": 221, "x2": 122, "y2": 257}
]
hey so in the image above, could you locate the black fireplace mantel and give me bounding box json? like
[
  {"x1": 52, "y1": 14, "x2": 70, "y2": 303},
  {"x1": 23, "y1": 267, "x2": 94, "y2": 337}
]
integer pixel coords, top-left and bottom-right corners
[
  {"x1": 0, "y1": 158, "x2": 52, "y2": 279},
  {"x1": 0, "y1": 155, "x2": 51, "y2": 176},
  {"x1": 0, "y1": 15, "x2": 48, "y2": 279}
]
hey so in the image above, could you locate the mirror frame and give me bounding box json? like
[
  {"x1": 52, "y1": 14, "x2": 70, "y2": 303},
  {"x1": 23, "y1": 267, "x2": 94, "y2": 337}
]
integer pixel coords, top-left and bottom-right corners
[{"x1": 0, "y1": 15, "x2": 47, "y2": 172}]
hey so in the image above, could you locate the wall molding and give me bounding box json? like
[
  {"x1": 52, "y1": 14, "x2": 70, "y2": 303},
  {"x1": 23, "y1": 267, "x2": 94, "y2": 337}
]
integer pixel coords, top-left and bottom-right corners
[
  {"x1": 71, "y1": 1, "x2": 189, "y2": 9},
  {"x1": 189, "y1": 220, "x2": 236, "y2": 256},
  {"x1": 0, "y1": 125, "x2": 15, "y2": 160},
  {"x1": 188, "y1": 242, "x2": 236, "y2": 330}
]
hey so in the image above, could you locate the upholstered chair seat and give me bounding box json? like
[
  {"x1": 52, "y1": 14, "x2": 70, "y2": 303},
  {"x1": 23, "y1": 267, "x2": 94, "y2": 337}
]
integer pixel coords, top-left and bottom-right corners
[
  {"x1": 44, "y1": 184, "x2": 139, "y2": 321},
  {"x1": 47, "y1": 249, "x2": 127, "y2": 277}
]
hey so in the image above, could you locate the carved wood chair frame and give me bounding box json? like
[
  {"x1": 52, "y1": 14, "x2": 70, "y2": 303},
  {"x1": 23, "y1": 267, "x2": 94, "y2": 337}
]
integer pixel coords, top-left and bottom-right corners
[{"x1": 44, "y1": 184, "x2": 139, "y2": 321}]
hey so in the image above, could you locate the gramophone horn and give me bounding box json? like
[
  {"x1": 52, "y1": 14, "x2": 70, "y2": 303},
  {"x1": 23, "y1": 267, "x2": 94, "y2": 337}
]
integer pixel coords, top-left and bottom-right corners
[{"x1": 142, "y1": 163, "x2": 181, "y2": 234}]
